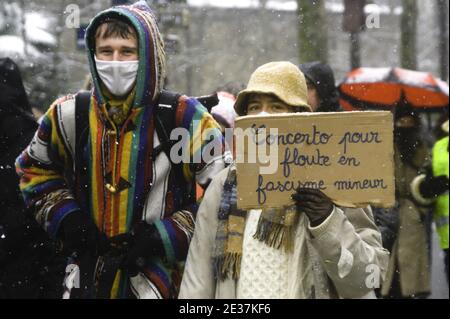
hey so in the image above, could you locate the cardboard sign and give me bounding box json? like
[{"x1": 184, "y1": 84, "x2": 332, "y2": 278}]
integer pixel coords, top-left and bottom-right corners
[{"x1": 234, "y1": 111, "x2": 395, "y2": 209}]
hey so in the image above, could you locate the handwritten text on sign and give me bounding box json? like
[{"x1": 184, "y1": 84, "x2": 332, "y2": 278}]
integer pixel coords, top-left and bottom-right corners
[{"x1": 234, "y1": 111, "x2": 395, "y2": 209}]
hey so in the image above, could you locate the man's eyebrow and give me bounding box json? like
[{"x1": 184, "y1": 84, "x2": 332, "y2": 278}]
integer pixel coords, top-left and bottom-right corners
[
  {"x1": 96, "y1": 45, "x2": 137, "y2": 50},
  {"x1": 97, "y1": 45, "x2": 112, "y2": 50},
  {"x1": 121, "y1": 46, "x2": 138, "y2": 50}
]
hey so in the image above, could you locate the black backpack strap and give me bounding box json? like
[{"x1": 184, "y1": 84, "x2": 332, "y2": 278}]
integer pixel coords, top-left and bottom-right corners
[
  {"x1": 75, "y1": 91, "x2": 91, "y2": 151},
  {"x1": 73, "y1": 91, "x2": 91, "y2": 207},
  {"x1": 195, "y1": 93, "x2": 219, "y2": 112},
  {"x1": 75, "y1": 91, "x2": 91, "y2": 140},
  {"x1": 154, "y1": 90, "x2": 181, "y2": 160}
]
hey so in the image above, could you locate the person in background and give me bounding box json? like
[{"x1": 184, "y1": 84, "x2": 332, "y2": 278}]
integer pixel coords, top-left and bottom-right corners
[
  {"x1": 299, "y1": 61, "x2": 341, "y2": 113},
  {"x1": 381, "y1": 107, "x2": 432, "y2": 299},
  {"x1": 0, "y1": 57, "x2": 65, "y2": 298},
  {"x1": 211, "y1": 91, "x2": 238, "y2": 132},
  {"x1": 411, "y1": 119, "x2": 449, "y2": 284}
]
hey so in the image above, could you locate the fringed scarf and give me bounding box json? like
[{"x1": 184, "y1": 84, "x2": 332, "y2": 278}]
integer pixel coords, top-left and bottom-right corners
[
  {"x1": 253, "y1": 205, "x2": 299, "y2": 252},
  {"x1": 213, "y1": 168, "x2": 245, "y2": 281},
  {"x1": 213, "y1": 166, "x2": 299, "y2": 281}
]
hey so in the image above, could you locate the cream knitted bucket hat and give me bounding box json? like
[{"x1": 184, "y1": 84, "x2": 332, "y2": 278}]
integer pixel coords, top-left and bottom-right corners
[{"x1": 234, "y1": 61, "x2": 312, "y2": 116}]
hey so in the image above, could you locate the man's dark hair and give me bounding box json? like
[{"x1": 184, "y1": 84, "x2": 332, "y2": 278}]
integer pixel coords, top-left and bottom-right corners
[{"x1": 95, "y1": 18, "x2": 137, "y2": 40}]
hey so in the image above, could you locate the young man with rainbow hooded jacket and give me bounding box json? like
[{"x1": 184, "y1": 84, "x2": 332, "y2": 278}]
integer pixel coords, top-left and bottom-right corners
[{"x1": 16, "y1": 1, "x2": 229, "y2": 299}]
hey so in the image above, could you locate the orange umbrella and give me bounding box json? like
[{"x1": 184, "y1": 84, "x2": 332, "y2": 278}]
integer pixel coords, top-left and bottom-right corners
[{"x1": 339, "y1": 67, "x2": 449, "y2": 111}]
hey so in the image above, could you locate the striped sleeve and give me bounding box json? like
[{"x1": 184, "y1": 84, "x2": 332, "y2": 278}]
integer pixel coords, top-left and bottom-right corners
[
  {"x1": 15, "y1": 96, "x2": 80, "y2": 238},
  {"x1": 175, "y1": 96, "x2": 231, "y2": 188},
  {"x1": 153, "y1": 210, "x2": 196, "y2": 264}
]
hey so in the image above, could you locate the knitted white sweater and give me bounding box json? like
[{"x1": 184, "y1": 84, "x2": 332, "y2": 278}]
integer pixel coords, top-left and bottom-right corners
[{"x1": 236, "y1": 209, "x2": 290, "y2": 299}]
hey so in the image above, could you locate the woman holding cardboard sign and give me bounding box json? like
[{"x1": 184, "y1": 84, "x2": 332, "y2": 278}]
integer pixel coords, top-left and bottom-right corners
[{"x1": 179, "y1": 62, "x2": 389, "y2": 299}]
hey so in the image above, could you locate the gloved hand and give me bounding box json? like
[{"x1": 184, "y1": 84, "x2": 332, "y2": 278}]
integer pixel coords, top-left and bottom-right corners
[
  {"x1": 125, "y1": 221, "x2": 165, "y2": 277},
  {"x1": 419, "y1": 175, "x2": 449, "y2": 198},
  {"x1": 292, "y1": 188, "x2": 334, "y2": 227},
  {"x1": 59, "y1": 210, "x2": 109, "y2": 256}
]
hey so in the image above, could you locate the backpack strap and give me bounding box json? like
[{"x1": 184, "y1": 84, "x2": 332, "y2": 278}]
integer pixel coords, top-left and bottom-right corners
[
  {"x1": 73, "y1": 91, "x2": 91, "y2": 207},
  {"x1": 154, "y1": 90, "x2": 182, "y2": 160},
  {"x1": 74, "y1": 91, "x2": 91, "y2": 164},
  {"x1": 75, "y1": 91, "x2": 91, "y2": 147},
  {"x1": 195, "y1": 93, "x2": 219, "y2": 112}
]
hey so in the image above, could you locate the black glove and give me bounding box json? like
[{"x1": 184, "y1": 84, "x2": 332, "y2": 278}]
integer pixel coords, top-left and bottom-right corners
[
  {"x1": 292, "y1": 188, "x2": 334, "y2": 227},
  {"x1": 125, "y1": 221, "x2": 165, "y2": 277},
  {"x1": 419, "y1": 175, "x2": 449, "y2": 199},
  {"x1": 59, "y1": 210, "x2": 109, "y2": 256}
]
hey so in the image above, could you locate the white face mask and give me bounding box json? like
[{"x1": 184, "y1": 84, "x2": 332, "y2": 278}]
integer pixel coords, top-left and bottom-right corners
[{"x1": 95, "y1": 56, "x2": 139, "y2": 97}]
